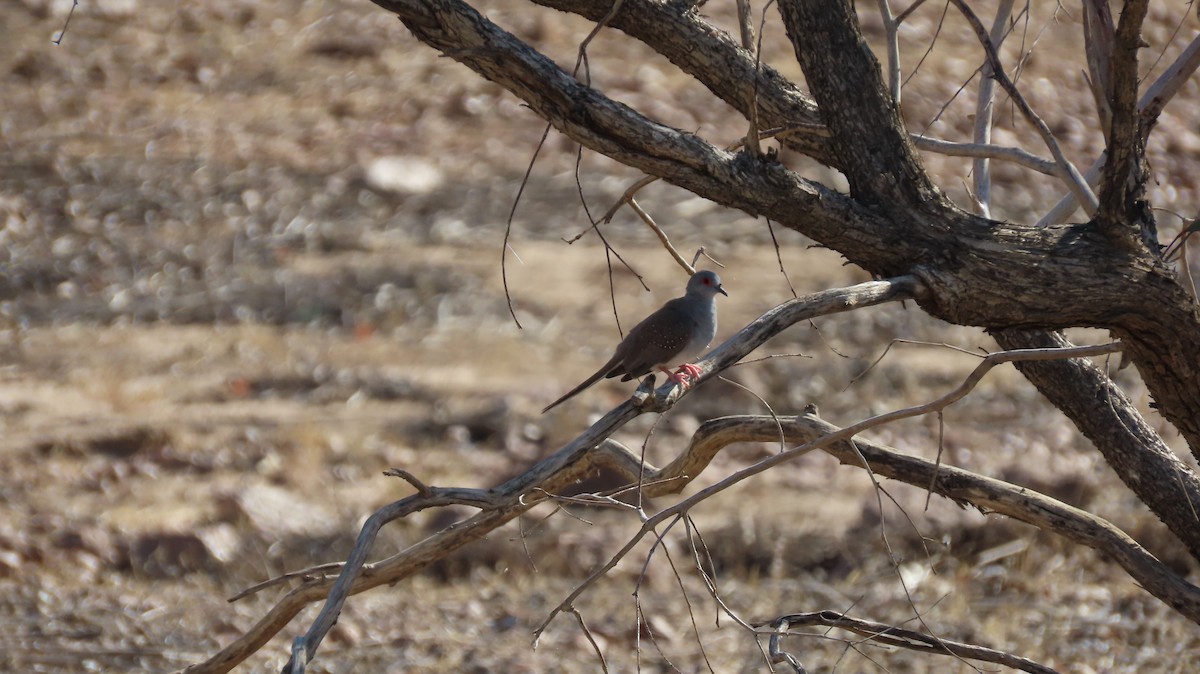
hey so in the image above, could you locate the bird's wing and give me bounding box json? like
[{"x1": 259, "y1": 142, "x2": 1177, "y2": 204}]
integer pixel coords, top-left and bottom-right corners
[{"x1": 612, "y1": 299, "x2": 698, "y2": 381}]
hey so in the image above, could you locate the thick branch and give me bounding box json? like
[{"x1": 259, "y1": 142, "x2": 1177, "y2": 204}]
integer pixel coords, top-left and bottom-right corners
[
  {"x1": 777, "y1": 0, "x2": 936, "y2": 206},
  {"x1": 992, "y1": 329, "x2": 1200, "y2": 560},
  {"x1": 1097, "y1": 0, "x2": 1151, "y2": 233},
  {"x1": 525, "y1": 0, "x2": 835, "y2": 164}
]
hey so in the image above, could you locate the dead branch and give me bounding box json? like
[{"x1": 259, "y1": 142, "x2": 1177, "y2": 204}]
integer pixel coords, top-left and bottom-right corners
[
  {"x1": 792, "y1": 412, "x2": 1200, "y2": 623},
  {"x1": 626, "y1": 197, "x2": 695, "y2": 275},
  {"x1": 765, "y1": 610, "x2": 1060, "y2": 674},
  {"x1": 1082, "y1": 0, "x2": 1115, "y2": 135},
  {"x1": 874, "y1": 0, "x2": 902, "y2": 105},
  {"x1": 992, "y1": 328, "x2": 1200, "y2": 561},
  {"x1": 949, "y1": 0, "x2": 1098, "y2": 216},
  {"x1": 912, "y1": 135, "x2": 1056, "y2": 175},
  {"x1": 1040, "y1": 33, "x2": 1200, "y2": 225},
  {"x1": 971, "y1": 0, "x2": 1015, "y2": 217}
]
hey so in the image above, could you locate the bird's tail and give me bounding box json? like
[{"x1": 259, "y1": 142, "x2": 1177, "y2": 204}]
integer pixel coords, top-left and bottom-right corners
[{"x1": 541, "y1": 357, "x2": 621, "y2": 413}]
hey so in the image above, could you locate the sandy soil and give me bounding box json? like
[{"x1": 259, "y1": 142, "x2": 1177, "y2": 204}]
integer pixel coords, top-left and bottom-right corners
[{"x1": 2, "y1": 0, "x2": 1199, "y2": 671}]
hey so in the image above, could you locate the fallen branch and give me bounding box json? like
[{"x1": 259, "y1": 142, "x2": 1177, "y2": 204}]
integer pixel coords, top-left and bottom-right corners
[{"x1": 764, "y1": 610, "x2": 1059, "y2": 674}]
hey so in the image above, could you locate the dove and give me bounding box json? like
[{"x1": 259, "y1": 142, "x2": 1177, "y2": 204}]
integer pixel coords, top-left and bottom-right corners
[{"x1": 542, "y1": 270, "x2": 727, "y2": 413}]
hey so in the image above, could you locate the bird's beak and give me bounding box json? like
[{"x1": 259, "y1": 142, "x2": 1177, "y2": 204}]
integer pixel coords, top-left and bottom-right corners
[{"x1": 718, "y1": 284, "x2": 728, "y2": 297}]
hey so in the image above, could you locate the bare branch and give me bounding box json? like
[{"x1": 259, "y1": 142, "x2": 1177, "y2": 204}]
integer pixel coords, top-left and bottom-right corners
[
  {"x1": 1082, "y1": 0, "x2": 1115, "y2": 135},
  {"x1": 735, "y1": 0, "x2": 762, "y2": 158},
  {"x1": 874, "y1": 0, "x2": 903, "y2": 105},
  {"x1": 971, "y1": 0, "x2": 1015, "y2": 217},
  {"x1": 791, "y1": 413, "x2": 1200, "y2": 624},
  {"x1": 627, "y1": 197, "x2": 695, "y2": 275},
  {"x1": 1139, "y1": 34, "x2": 1200, "y2": 129},
  {"x1": 1039, "y1": 34, "x2": 1200, "y2": 225},
  {"x1": 526, "y1": 0, "x2": 832, "y2": 163},
  {"x1": 992, "y1": 328, "x2": 1200, "y2": 561},
  {"x1": 949, "y1": 0, "x2": 1099, "y2": 216},
  {"x1": 913, "y1": 134, "x2": 1057, "y2": 175},
  {"x1": 766, "y1": 611, "x2": 1060, "y2": 674}
]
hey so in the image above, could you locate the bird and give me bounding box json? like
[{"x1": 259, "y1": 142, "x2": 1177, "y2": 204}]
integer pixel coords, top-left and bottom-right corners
[{"x1": 542, "y1": 270, "x2": 728, "y2": 413}]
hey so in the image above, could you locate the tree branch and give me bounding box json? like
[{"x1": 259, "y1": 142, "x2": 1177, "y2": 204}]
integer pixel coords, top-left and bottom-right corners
[
  {"x1": 949, "y1": 0, "x2": 1099, "y2": 216},
  {"x1": 778, "y1": 0, "x2": 935, "y2": 206},
  {"x1": 526, "y1": 0, "x2": 834, "y2": 164},
  {"x1": 970, "y1": 0, "x2": 1014, "y2": 217},
  {"x1": 992, "y1": 328, "x2": 1200, "y2": 561},
  {"x1": 766, "y1": 610, "x2": 1060, "y2": 674},
  {"x1": 789, "y1": 414, "x2": 1200, "y2": 624},
  {"x1": 1097, "y1": 0, "x2": 1151, "y2": 234},
  {"x1": 913, "y1": 134, "x2": 1057, "y2": 176}
]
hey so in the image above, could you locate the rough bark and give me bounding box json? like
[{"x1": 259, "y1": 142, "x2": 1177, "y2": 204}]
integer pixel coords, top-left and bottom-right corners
[{"x1": 993, "y1": 328, "x2": 1200, "y2": 560}]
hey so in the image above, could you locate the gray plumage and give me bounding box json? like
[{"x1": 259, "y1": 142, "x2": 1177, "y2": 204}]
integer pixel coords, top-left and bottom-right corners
[{"x1": 542, "y1": 270, "x2": 728, "y2": 413}]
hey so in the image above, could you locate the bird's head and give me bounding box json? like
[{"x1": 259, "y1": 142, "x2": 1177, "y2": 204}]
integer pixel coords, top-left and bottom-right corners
[{"x1": 688, "y1": 270, "x2": 728, "y2": 298}]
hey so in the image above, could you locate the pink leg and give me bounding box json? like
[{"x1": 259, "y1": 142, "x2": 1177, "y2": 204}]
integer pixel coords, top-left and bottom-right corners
[{"x1": 658, "y1": 363, "x2": 703, "y2": 386}]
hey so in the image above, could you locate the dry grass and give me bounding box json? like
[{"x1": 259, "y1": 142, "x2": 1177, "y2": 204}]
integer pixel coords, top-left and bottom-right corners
[{"x1": 2, "y1": 0, "x2": 1199, "y2": 671}]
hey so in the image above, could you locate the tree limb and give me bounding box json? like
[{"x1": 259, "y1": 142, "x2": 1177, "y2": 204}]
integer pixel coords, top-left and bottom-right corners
[
  {"x1": 1097, "y1": 0, "x2": 1151, "y2": 234},
  {"x1": 949, "y1": 0, "x2": 1099, "y2": 216},
  {"x1": 993, "y1": 328, "x2": 1200, "y2": 561},
  {"x1": 971, "y1": 0, "x2": 1014, "y2": 217}
]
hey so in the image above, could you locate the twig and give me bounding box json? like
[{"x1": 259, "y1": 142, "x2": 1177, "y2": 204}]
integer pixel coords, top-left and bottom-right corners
[
  {"x1": 569, "y1": 608, "x2": 610, "y2": 673},
  {"x1": 911, "y1": 135, "x2": 1055, "y2": 174},
  {"x1": 628, "y1": 197, "x2": 695, "y2": 275},
  {"x1": 52, "y1": 0, "x2": 78, "y2": 45},
  {"x1": 736, "y1": 0, "x2": 761, "y2": 158},
  {"x1": 894, "y1": 0, "x2": 928, "y2": 25},
  {"x1": 383, "y1": 467, "x2": 431, "y2": 496},
  {"x1": 765, "y1": 219, "x2": 797, "y2": 297}
]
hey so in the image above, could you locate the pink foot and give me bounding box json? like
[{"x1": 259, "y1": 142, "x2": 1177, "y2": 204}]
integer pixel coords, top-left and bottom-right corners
[{"x1": 659, "y1": 363, "x2": 703, "y2": 387}]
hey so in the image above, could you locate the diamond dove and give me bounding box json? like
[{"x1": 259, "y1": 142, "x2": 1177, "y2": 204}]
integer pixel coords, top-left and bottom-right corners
[{"x1": 542, "y1": 270, "x2": 728, "y2": 413}]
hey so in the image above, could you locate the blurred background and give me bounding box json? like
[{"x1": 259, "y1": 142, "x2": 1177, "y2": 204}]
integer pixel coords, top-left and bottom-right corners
[{"x1": 2, "y1": 0, "x2": 1198, "y2": 671}]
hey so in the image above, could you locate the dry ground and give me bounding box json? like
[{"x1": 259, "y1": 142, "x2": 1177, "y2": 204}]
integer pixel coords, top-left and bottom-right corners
[{"x1": 2, "y1": 0, "x2": 1200, "y2": 672}]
